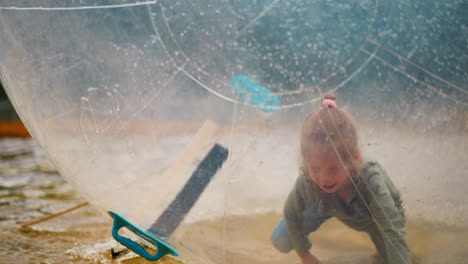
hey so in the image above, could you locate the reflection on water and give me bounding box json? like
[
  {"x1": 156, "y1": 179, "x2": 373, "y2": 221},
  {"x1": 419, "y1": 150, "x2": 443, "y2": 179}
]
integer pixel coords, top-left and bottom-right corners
[{"x1": 1, "y1": 138, "x2": 468, "y2": 264}]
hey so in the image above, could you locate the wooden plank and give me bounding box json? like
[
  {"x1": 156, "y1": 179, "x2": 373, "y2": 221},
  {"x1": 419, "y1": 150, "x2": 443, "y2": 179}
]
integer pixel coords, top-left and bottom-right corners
[{"x1": 132, "y1": 120, "x2": 219, "y2": 220}]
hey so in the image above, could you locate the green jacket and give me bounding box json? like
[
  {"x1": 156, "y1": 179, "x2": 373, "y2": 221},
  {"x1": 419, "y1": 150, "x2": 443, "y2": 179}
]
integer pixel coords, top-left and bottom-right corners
[{"x1": 284, "y1": 161, "x2": 411, "y2": 264}]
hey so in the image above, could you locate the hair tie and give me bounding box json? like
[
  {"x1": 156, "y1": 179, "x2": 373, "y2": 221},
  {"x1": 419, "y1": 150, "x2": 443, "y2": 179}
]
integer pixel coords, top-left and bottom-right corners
[{"x1": 321, "y1": 99, "x2": 336, "y2": 108}]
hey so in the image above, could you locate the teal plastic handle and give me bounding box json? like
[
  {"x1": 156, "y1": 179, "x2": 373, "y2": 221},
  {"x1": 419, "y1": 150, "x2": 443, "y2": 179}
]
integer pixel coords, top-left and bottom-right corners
[{"x1": 109, "y1": 211, "x2": 178, "y2": 261}]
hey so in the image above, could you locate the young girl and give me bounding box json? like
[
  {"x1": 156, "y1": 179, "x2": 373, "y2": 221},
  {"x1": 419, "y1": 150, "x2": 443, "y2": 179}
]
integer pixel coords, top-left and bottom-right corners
[{"x1": 271, "y1": 94, "x2": 411, "y2": 264}]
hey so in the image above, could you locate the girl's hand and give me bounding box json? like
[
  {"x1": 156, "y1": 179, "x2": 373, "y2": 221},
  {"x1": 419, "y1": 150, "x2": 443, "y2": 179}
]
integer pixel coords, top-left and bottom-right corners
[{"x1": 298, "y1": 251, "x2": 321, "y2": 264}]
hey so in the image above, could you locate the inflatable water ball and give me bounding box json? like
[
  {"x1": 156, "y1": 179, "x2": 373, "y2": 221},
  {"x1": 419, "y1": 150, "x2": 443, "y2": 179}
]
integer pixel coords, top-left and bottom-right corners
[{"x1": 0, "y1": 0, "x2": 466, "y2": 263}]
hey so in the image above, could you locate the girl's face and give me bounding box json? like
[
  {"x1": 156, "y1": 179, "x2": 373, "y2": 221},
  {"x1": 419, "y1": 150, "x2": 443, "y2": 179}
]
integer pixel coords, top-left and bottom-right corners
[{"x1": 305, "y1": 148, "x2": 357, "y2": 193}]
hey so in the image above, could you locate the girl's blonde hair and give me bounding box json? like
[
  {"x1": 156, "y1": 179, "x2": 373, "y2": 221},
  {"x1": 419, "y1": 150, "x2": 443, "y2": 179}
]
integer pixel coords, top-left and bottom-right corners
[{"x1": 300, "y1": 93, "x2": 358, "y2": 164}]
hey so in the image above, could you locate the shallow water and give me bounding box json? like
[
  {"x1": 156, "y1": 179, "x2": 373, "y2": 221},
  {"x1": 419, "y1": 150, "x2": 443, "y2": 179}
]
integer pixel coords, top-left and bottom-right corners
[
  {"x1": 175, "y1": 213, "x2": 468, "y2": 264},
  {"x1": 1, "y1": 136, "x2": 468, "y2": 264}
]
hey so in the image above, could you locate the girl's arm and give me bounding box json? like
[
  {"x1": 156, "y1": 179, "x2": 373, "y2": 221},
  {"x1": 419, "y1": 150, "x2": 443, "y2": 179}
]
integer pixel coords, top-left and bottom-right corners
[
  {"x1": 365, "y1": 164, "x2": 411, "y2": 264},
  {"x1": 283, "y1": 174, "x2": 312, "y2": 254}
]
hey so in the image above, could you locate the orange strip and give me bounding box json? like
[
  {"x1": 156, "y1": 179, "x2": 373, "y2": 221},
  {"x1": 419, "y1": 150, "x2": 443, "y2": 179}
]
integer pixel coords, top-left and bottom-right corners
[{"x1": 0, "y1": 120, "x2": 30, "y2": 138}]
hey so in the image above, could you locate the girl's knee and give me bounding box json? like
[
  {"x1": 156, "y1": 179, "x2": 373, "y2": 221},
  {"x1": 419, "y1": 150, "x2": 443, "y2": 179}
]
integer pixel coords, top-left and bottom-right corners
[
  {"x1": 270, "y1": 231, "x2": 293, "y2": 253},
  {"x1": 270, "y1": 219, "x2": 293, "y2": 253}
]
